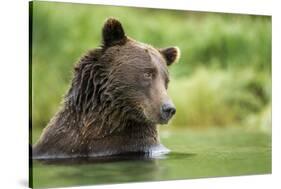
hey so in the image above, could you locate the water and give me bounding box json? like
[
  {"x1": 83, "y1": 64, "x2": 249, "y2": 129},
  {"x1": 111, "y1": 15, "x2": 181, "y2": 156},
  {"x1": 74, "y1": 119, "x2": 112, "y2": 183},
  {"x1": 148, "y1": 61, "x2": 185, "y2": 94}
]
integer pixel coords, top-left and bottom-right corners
[{"x1": 31, "y1": 128, "x2": 271, "y2": 188}]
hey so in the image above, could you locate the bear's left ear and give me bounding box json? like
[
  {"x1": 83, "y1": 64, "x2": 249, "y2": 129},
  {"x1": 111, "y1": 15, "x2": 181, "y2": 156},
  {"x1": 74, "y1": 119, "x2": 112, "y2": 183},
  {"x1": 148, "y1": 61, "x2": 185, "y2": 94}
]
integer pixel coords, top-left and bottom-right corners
[
  {"x1": 160, "y1": 47, "x2": 180, "y2": 66},
  {"x1": 102, "y1": 18, "x2": 126, "y2": 47}
]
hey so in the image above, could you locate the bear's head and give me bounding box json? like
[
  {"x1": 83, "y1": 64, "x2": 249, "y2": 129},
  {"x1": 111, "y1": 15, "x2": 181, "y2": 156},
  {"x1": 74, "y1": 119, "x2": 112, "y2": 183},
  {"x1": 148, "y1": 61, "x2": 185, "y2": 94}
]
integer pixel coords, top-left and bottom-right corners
[
  {"x1": 100, "y1": 18, "x2": 180, "y2": 125},
  {"x1": 71, "y1": 18, "x2": 180, "y2": 132}
]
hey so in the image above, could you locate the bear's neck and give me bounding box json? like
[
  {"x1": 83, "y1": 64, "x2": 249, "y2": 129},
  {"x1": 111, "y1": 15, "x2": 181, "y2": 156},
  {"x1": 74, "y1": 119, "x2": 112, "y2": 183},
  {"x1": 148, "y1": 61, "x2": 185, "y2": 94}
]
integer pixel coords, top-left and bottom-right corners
[
  {"x1": 53, "y1": 103, "x2": 160, "y2": 155},
  {"x1": 116, "y1": 119, "x2": 159, "y2": 141},
  {"x1": 63, "y1": 101, "x2": 160, "y2": 145},
  {"x1": 84, "y1": 118, "x2": 160, "y2": 155}
]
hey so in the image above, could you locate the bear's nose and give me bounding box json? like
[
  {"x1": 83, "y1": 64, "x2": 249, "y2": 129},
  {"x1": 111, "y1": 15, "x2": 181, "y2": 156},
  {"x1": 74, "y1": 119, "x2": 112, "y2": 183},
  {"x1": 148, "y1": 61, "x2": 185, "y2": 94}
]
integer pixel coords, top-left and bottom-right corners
[{"x1": 161, "y1": 103, "x2": 176, "y2": 121}]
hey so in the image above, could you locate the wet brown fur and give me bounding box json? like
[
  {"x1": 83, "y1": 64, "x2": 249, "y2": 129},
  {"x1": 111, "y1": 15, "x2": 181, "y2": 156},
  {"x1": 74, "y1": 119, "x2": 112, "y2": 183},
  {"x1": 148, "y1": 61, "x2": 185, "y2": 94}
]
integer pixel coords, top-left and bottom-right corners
[{"x1": 33, "y1": 18, "x2": 179, "y2": 158}]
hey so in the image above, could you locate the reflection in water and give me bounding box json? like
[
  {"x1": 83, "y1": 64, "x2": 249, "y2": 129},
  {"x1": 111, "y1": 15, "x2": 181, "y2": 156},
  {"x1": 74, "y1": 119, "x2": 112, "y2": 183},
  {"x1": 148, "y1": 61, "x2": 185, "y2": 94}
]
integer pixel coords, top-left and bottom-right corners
[
  {"x1": 31, "y1": 129, "x2": 271, "y2": 188},
  {"x1": 36, "y1": 152, "x2": 195, "y2": 165},
  {"x1": 32, "y1": 152, "x2": 196, "y2": 188}
]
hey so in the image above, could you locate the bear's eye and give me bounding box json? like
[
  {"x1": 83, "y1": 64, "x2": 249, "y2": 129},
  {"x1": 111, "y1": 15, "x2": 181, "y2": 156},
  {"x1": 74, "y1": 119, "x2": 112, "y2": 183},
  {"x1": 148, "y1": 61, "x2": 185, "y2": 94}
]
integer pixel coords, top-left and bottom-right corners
[{"x1": 143, "y1": 72, "x2": 153, "y2": 79}]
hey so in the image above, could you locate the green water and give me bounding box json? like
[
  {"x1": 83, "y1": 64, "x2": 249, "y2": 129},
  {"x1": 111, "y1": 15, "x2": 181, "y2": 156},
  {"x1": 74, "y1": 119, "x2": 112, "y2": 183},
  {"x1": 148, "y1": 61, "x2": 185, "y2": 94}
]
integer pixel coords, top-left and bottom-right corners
[{"x1": 31, "y1": 127, "x2": 271, "y2": 188}]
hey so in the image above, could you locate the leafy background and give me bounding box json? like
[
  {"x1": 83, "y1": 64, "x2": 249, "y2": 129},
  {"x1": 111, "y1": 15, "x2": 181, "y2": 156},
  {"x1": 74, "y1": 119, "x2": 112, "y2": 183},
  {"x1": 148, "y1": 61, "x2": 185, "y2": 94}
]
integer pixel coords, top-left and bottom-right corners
[{"x1": 31, "y1": 2, "x2": 271, "y2": 137}]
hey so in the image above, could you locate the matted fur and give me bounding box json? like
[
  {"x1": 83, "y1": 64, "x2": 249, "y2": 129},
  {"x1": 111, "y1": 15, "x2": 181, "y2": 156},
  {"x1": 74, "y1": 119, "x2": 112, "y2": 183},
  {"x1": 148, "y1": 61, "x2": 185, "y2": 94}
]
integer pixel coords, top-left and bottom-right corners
[{"x1": 33, "y1": 18, "x2": 179, "y2": 158}]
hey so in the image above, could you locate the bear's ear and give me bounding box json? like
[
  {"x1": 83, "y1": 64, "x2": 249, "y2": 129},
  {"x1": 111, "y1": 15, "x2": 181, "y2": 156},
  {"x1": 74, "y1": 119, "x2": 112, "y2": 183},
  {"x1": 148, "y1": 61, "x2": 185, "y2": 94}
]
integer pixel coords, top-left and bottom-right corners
[
  {"x1": 160, "y1": 47, "x2": 180, "y2": 66},
  {"x1": 102, "y1": 18, "x2": 126, "y2": 47}
]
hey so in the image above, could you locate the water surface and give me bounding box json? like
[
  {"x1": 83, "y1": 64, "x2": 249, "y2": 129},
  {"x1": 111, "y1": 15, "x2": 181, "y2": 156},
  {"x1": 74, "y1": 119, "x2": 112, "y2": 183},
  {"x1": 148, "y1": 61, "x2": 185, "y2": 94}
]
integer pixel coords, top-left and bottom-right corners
[{"x1": 31, "y1": 128, "x2": 271, "y2": 188}]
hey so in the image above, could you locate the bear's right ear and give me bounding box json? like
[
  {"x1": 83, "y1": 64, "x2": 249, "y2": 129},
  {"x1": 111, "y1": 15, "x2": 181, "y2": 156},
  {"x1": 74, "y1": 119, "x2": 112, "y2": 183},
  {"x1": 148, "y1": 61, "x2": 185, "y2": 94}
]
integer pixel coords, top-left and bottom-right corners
[
  {"x1": 160, "y1": 47, "x2": 180, "y2": 66},
  {"x1": 102, "y1": 18, "x2": 126, "y2": 47}
]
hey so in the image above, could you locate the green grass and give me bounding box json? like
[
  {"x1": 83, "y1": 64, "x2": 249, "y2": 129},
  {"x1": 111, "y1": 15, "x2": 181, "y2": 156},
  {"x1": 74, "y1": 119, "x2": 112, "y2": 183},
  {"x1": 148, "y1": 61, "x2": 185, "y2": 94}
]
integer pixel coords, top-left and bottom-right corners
[{"x1": 168, "y1": 67, "x2": 271, "y2": 128}]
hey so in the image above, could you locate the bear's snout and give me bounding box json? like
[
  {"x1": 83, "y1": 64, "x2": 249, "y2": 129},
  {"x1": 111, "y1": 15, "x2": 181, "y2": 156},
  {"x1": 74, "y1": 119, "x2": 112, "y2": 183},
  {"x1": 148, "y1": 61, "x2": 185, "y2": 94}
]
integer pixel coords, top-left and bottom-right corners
[{"x1": 160, "y1": 102, "x2": 176, "y2": 123}]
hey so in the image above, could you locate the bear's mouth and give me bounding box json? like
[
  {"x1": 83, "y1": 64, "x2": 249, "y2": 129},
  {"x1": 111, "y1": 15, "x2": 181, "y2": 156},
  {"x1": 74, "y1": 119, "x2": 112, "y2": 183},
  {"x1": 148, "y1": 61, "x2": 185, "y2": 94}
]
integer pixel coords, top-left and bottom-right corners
[
  {"x1": 144, "y1": 113, "x2": 173, "y2": 125},
  {"x1": 158, "y1": 116, "x2": 173, "y2": 125}
]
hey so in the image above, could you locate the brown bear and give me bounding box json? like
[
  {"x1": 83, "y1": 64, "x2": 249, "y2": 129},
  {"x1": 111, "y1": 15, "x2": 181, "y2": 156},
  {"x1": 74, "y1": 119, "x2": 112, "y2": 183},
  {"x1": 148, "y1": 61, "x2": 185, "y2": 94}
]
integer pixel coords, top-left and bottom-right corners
[{"x1": 33, "y1": 18, "x2": 180, "y2": 159}]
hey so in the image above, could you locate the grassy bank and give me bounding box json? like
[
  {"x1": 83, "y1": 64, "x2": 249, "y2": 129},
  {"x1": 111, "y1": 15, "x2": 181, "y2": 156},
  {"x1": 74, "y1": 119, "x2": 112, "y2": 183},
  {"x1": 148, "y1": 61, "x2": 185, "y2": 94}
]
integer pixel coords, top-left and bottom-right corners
[{"x1": 168, "y1": 67, "x2": 271, "y2": 130}]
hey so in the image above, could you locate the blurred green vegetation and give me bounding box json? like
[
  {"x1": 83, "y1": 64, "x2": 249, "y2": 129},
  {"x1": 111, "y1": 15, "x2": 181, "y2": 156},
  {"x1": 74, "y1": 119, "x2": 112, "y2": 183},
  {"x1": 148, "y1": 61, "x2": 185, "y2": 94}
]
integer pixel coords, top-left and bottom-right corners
[{"x1": 31, "y1": 2, "x2": 271, "y2": 131}]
